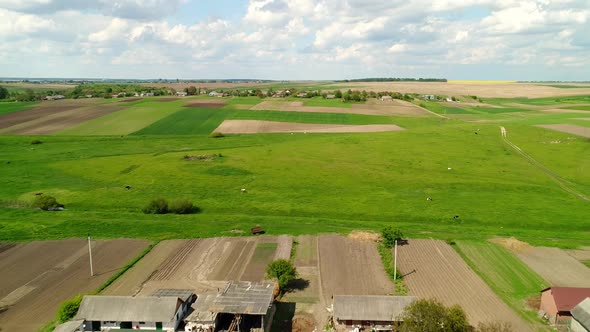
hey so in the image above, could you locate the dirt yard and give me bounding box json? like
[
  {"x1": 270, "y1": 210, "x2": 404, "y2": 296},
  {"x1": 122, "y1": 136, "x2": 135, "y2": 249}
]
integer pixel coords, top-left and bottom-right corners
[
  {"x1": 318, "y1": 234, "x2": 393, "y2": 300},
  {"x1": 0, "y1": 238, "x2": 149, "y2": 332},
  {"x1": 536, "y1": 124, "x2": 590, "y2": 138},
  {"x1": 508, "y1": 246, "x2": 590, "y2": 287},
  {"x1": 214, "y1": 120, "x2": 404, "y2": 134},
  {"x1": 396, "y1": 239, "x2": 531, "y2": 330},
  {"x1": 326, "y1": 82, "x2": 590, "y2": 98}
]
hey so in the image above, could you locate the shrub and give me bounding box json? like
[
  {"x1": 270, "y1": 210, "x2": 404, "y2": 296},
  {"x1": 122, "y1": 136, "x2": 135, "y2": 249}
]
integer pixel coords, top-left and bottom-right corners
[
  {"x1": 210, "y1": 131, "x2": 224, "y2": 138},
  {"x1": 56, "y1": 295, "x2": 82, "y2": 323},
  {"x1": 142, "y1": 198, "x2": 168, "y2": 214},
  {"x1": 33, "y1": 195, "x2": 64, "y2": 211},
  {"x1": 381, "y1": 226, "x2": 404, "y2": 249},
  {"x1": 266, "y1": 259, "x2": 297, "y2": 291},
  {"x1": 169, "y1": 199, "x2": 200, "y2": 214},
  {"x1": 399, "y1": 299, "x2": 469, "y2": 332},
  {"x1": 31, "y1": 139, "x2": 43, "y2": 145}
]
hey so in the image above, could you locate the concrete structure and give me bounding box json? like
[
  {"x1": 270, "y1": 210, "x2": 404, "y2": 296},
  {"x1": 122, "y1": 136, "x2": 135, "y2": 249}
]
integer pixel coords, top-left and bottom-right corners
[
  {"x1": 571, "y1": 298, "x2": 590, "y2": 332},
  {"x1": 185, "y1": 281, "x2": 277, "y2": 332},
  {"x1": 333, "y1": 295, "x2": 416, "y2": 331},
  {"x1": 54, "y1": 319, "x2": 83, "y2": 332},
  {"x1": 539, "y1": 287, "x2": 590, "y2": 325},
  {"x1": 76, "y1": 291, "x2": 195, "y2": 331}
]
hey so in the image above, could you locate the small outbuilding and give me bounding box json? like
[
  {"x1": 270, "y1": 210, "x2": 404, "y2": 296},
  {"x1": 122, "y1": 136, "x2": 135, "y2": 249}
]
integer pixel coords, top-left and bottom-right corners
[
  {"x1": 539, "y1": 287, "x2": 590, "y2": 325},
  {"x1": 380, "y1": 95, "x2": 392, "y2": 102},
  {"x1": 75, "y1": 292, "x2": 194, "y2": 331},
  {"x1": 571, "y1": 298, "x2": 590, "y2": 332},
  {"x1": 333, "y1": 295, "x2": 416, "y2": 331},
  {"x1": 185, "y1": 281, "x2": 277, "y2": 332},
  {"x1": 53, "y1": 319, "x2": 83, "y2": 332}
]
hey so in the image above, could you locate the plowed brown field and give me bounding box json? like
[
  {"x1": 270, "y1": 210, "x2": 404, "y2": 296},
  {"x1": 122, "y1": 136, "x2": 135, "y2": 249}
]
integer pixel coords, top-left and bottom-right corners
[
  {"x1": 396, "y1": 239, "x2": 532, "y2": 330},
  {"x1": 214, "y1": 120, "x2": 404, "y2": 134},
  {"x1": 513, "y1": 246, "x2": 590, "y2": 287},
  {"x1": 0, "y1": 239, "x2": 149, "y2": 332}
]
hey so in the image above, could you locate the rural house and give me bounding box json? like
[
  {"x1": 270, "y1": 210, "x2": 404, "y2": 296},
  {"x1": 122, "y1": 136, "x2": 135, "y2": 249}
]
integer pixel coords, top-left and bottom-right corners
[
  {"x1": 333, "y1": 295, "x2": 416, "y2": 331},
  {"x1": 185, "y1": 281, "x2": 277, "y2": 332},
  {"x1": 176, "y1": 91, "x2": 188, "y2": 97},
  {"x1": 422, "y1": 94, "x2": 436, "y2": 100},
  {"x1": 45, "y1": 94, "x2": 65, "y2": 100},
  {"x1": 571, "y1": 298, "x2": 590, "y2": 332},
  {"x1": 539, "y1": 287, "x2": 590, "y2": 325},
  {"x1": 75, "y1": 291, "x2": 195, "y2": 331},
  {"x1": 53, "y1": 319, "x2": 84, "y2": 332},
  {"x1": 326, "y1": 94, "x2": 336, "y2": 99},
  {"x1": 380, "y1": 95, "x2": 393, "y2": 102}
]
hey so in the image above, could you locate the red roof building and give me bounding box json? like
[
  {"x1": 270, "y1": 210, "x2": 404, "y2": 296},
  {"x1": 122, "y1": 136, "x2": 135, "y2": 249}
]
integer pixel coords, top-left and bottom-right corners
[{"x1": 540, "y1": 287, "x2": 590, "y2": 325}]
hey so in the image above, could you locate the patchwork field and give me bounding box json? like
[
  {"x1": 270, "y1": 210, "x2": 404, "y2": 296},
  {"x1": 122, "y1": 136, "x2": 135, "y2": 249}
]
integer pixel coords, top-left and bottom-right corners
[
  {"x1": 0, "y1": 238, "x2": 149, "y2": 331},
  {"x1": 396, "y1": 239, "x2": 532, "y2": 330},
  {"x1": 536, "y1": 124, "x2": 590, "y2": 138}
]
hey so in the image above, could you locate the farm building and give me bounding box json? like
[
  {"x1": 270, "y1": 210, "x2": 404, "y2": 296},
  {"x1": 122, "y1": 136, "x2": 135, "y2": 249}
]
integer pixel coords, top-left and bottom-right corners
[
  {"x1": 539, "y1": 287, "x2": 590, "y2": 325},
  {"x1": 185, "y1": 281, "x2": 277, "y2": 332},
  {"x1": 571, "y1": 298, "x2": 590, "y2": 332},
  {"x1": 54, "y1": 319, "x2": 83, "y2": 332},
  {"x1": 380, "y1": 95, "x2": 392, "y2": 102},
  {"x1": 332, "y1": 295, "x2": 416, "y2": 331},
  {"x1": 75, "y1": 290, "x2": 195, "y2": 331},
  {"x1": 176, "y1": 91, "x2": 188, "y2": 97},
  {"x1": 46, "y1": 94, "x2": 65, "y2": 100},
  {"x1": 326, "y1": 94, "x2": 336, "y2": 99},
  {"x1": 422, "y1": 94, "x2": 436, "y2": 100}
]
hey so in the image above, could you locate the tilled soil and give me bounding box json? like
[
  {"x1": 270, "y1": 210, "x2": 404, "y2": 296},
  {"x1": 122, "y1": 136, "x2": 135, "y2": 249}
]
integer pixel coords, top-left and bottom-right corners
[
  {"x1": 214, "y1": 120, "x2": 404, "y2": 134},
  {"x1": 396, "y1": 239, "x2": 532, "y2": 330},
  {"x1": 514, "y1": 246, "x2": 590, "y2": 287}
]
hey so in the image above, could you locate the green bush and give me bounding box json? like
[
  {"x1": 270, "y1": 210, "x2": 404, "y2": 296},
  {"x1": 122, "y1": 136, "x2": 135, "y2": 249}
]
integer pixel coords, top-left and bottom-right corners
[
  {"x1": 266, "y1": 259, "x2": 297, "y2": 291},
  {"x1": 142, "y1": 198, "x2": 168, "y2": 214},
  {"x1": 56, "y1": 295, "x2": 82, "y2": 323},
  {"x1": 381, "y1": 226, "x2": 403, "y2": 249},
  {"x1": 210, "y1": 131, "x2": 224, "y2": 138},
  {"x1": 33, "y1": 195, "x2": 64, "y2": 211},
  {"x1": 31, "y1": 139, "x2": 43, "y2": 145},
  {"x1": 169, "y1": 199, "x2": 200, "y2": 214}
]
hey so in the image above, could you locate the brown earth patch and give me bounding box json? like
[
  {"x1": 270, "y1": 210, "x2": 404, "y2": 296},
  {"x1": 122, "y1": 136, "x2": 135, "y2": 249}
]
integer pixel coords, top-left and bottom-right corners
[
  {"x1": 491, "y1": 237, "x2": 532, "y2": 254},
  {"x1": 565, "y1": 247, "x2": 590, "y2": 262},
  {"x1": 214, "y1": 120, "x2": 404, "y2": 134},
  {"x1": 251, "y1": 99, "x2": 428, "y2": 116},
  {"x1": 2, "y1": 105, "x2": 124, "y2": 135},
  {"x1": 318, "y1": 234, "x2": 393, "y2": 300},
  {"x1": 536, "y1": 124, "x2": 590, "y2": 138},
  {"x1": 0, "y1": 238, "x2": 149, "y2": 331},
  {"x1": 209, "y1": 239, "x2": 256, "y2": 280},
  {"x1": 119, "y1": 97, "x2": 142, "y2": 103},
  {"x1": 396, "y1": 239, "x2": 531, "y2": 330},
  {"x1": 274, "y1": 235, "x2": 293, "y2": 260},
  {"x1": 540, "y1": 109, "x2": 590, "y2": 114},
  {"x1": 0, "y1": 105, "x2": 80, "y2": 130},
  {"x1": 347, "y1": 230, "x2": 381, "y2": 242},
  {"x1": 508, "y1": 246, "x2": 590, "y2": 287}
]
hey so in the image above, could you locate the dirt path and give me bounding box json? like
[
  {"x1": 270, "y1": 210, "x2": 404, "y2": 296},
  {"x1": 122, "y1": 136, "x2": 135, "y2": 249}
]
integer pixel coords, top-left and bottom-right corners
[
  {"x1": 396, "y1": 239, "x2": 532, "y2": 330},
  {"x1": 500, "y1": 126, "x2": 589, "y2": 201}
]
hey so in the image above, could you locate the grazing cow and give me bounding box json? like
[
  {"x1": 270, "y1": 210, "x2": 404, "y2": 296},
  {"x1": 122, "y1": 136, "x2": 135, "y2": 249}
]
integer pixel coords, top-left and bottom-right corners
[
  {"x1": 125, "y1": 185, "x2": 131, "y2": 190},
  {"x1": 241, "y1": 188, "x2": 247, "y2": 193}
]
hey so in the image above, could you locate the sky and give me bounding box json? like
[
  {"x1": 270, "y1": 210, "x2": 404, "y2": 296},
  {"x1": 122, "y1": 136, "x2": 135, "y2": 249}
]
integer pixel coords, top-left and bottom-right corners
[{"x1": 0, "y1": 0, "x2": 589, "y2": 80}]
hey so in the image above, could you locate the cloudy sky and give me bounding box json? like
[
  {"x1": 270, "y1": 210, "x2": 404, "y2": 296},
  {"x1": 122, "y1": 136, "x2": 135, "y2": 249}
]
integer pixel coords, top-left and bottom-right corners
[{"x1": 1, "y1": 0, "x2": 589, "y2": 80}]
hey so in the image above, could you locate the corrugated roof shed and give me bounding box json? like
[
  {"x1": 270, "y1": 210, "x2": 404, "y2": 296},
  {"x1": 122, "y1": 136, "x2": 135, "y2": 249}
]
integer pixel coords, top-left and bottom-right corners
[
  {"x1": 53, "y1": 319, "x2": 83, "y2": 332},
  {"x1": 188, "y1": 281, "x2": 275, "y2": 318},
  {"x1": 543, "y1": 287, "x2": 590, "y2": 312},
  {"x1": 572, "y1": 298, "x2": 590, "y2": 330},
  {"x1": 75, "y1": 296, "x2": 181, "y2": 322},
  {"x1": 151, "y1": 288, "x2": 194, "y2": 302},
  {"x1": 185, "y1": 293, "x2": 218, "y2": 322},
  {"x1": 334, "y1": 295, "x2": 416, "y2": 322}
]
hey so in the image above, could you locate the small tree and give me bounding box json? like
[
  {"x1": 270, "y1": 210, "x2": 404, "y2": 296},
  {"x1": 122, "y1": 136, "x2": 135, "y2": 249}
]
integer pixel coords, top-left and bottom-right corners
[
  {"x1": 0, "y1": 86, "x2": 8, "y2": 99},
  {"x1": 169, "y1": 199, "x2": 199, "y2": 214},
  {"x1": 142, "y1": 198, "x2": 168, "y2": 214},
  {"x1": 56, "y1": 295, "x2": 82, "y2": 323},
  {"x1": 399, "y1": 299, "x2": 469, "y2": 332},
  {"x1": 381, "y1": 226, "x2": 404, "y2": 249},
  {"x1": 266, "y1": 259, "x2": 297, "y2": 290},
  {"x1": 33, "y1": 195, "x2": 64, "y2": 211}
]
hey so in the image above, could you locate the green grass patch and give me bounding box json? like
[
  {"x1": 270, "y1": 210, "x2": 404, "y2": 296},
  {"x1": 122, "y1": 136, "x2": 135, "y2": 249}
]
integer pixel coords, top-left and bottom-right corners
[
  {"x1": 538, "y1": 84, "x2": 590, "y2": 89},
  {"x1": 302, "y1": 97, "x2": 351, "y2": 108},
  {"x1": 454, "y1": 241, "x2": 548, "y2": 325},
  {"x1": 224, "y1": 97, "x2": 263, "y2": 106},
  {"x1": 418, "y1": 101, "x2": 473, "y2": 114},
  {"x1": 583, "y1": 261, "x2": 590, "y2": 268},
  {"x1": 564, "y1": 105, "x2": 590, "y2": 111},
  {"x1": 468, "y1": 107, "x2": 532, "y2": 114},
  {"x1": 0, "y1": 101, "x2": 37, "y2": 115},
  {"x1": 376, "y1": 243, "x2": 407, "y2": 294},
  {"x1": 251, "y1": 242, "x2": 278, "y2": 263},
  {"x1": 487, "y1": 95, "x2": 590, "y2": 106}
]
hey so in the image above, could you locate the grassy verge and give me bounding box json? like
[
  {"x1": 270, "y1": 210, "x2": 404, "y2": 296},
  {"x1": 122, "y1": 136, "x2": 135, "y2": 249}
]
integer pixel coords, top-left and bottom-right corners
[
  {"x1": 453, "y1": 241, "x2": 548, "y2": 327},
  {"x1": 376, "y1": 243, "x2": 407, "y2": 295},
  {"x1": 37, "y1": 242, "x2": 157, "y2": 331}
]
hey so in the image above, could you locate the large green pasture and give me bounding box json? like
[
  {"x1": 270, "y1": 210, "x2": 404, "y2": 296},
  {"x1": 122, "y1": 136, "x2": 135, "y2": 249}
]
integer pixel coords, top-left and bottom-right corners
[
  {"x1": 0, "y1": 102, "x2": 37, "y2": 115},
  {"x1": 454, "y1": 241, "x2": 548, "y2": 326}
]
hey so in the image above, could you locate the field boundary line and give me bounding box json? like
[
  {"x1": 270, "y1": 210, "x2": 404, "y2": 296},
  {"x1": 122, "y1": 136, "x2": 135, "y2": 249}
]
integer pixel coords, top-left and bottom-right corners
[{"x1": 500, "y1": 126, "x2": 589, "y2": 202}]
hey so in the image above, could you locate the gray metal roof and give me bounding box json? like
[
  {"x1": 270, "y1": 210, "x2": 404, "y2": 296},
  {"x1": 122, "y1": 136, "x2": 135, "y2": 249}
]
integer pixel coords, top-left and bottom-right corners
[
  {"x1": 53, "y1": 319, "x2": 83, "y2": 332},
  {"x1": 189, "y1": 281, "x2": 275, "y2": 317},
  {"x1": 572, "y1": 297, "x2": 590, "y2": 330},
  {"x1": 334, "y1": 295, "x2": 417, "y2": 322},
  {"x1": 75, "y1": 296, "x2": 181, "y2": 322},
  {"x1": 151, "y1": 289, "x2": 195, "y2": 302},
  {"x1": 185, "y1": 293, "x2": 218, "y2": 322}
]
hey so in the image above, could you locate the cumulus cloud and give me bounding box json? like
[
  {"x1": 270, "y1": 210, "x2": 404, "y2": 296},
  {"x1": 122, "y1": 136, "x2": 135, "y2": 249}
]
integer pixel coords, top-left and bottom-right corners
[{"x1": 0, "y1": 0, "x2": 589, "y2": 79}]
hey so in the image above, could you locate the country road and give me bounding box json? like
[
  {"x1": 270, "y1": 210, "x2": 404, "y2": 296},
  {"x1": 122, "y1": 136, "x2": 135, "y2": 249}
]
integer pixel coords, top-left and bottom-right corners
[{"x1": 500, "y1": 126, "x2": 589, "y2": 202}]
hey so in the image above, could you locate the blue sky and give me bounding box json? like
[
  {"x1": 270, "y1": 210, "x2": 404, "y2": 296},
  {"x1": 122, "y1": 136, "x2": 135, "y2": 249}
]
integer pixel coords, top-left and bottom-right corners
[{"x1": 0, "y1": 0, "x2": 589, "y2": 80}]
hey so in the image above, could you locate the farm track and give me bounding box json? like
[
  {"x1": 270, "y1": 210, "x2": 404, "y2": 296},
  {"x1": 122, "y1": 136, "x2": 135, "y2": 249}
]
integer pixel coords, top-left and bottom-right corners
[
  {"x1": 149, "y1": 239, "x2": 201, "y2": 281},
  {"x1": 500, "y1": 126, "x2": 589, "y2": 202}
]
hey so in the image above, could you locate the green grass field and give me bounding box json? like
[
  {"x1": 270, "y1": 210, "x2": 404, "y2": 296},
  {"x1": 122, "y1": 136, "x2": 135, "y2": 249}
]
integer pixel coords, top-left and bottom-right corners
[
  {"x1": 302, "y1": 97, "x2": 352, "y2": 108},
  {"x1": 564, "y1": 105, "x2": 590, "y2": 111},
  {"x1": 454, "y1": 241, "x2": 548, "y2": 326},
  {"x1": 487, "y1": 95, "x2": 590, "y2": 106},
  {"x1": 0, "y1": 102, "x2": 37, "y2": 115}
]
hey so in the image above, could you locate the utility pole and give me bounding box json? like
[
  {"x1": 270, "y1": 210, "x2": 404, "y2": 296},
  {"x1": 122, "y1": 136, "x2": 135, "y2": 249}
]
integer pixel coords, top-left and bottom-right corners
[
  {"x1": 88, "y1": 234, "x2": 94, "y2": 277},
  {"x1": 393, "y1": 240, "x2": 398, "y2": 282}
]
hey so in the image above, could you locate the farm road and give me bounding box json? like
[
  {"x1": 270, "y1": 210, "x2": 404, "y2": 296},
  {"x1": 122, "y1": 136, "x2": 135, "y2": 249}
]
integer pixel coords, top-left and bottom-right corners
[{"x1": 500, "y1": 126, "x2": 589, "y2": 202}]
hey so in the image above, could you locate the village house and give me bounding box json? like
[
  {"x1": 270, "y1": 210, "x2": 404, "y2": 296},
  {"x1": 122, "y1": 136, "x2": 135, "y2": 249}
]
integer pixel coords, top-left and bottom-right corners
[
  {"x1": 333, "y1": 295, "x2": 416, "y2": 331},
  {"x1": 74, "y1": 290, "x2": 195, "y2": 331},
  {"x1": 422, "y1": 95, "x2": 436, "y2": 100},
  {"x1": 185, "y1": 281, "x2": 277, "y2": 332},
  {"x1": 45, "y1": 94, "x2": 65, "y2": 101},
  {"x1": 380, "y1": 95, "x2": 393, "y2": 102},
  {"x1": 296, "y1": 92, "x2": 308, "y2": 98},
  {"x1": 176, "y1": 91, "x2": 188, "y2": 97},
  {"x1": 208, "y1": 91, "x2": 219, "y2": 97},
  {"x1": 539, "y1": 287, "x2": 590, "y2": 325},
  {"x1": 325, "y1": 94, "x2": 336, "y2": 99},
  {"x1": 571, "y1": 298, "x2": 590, "y2": 332}
]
